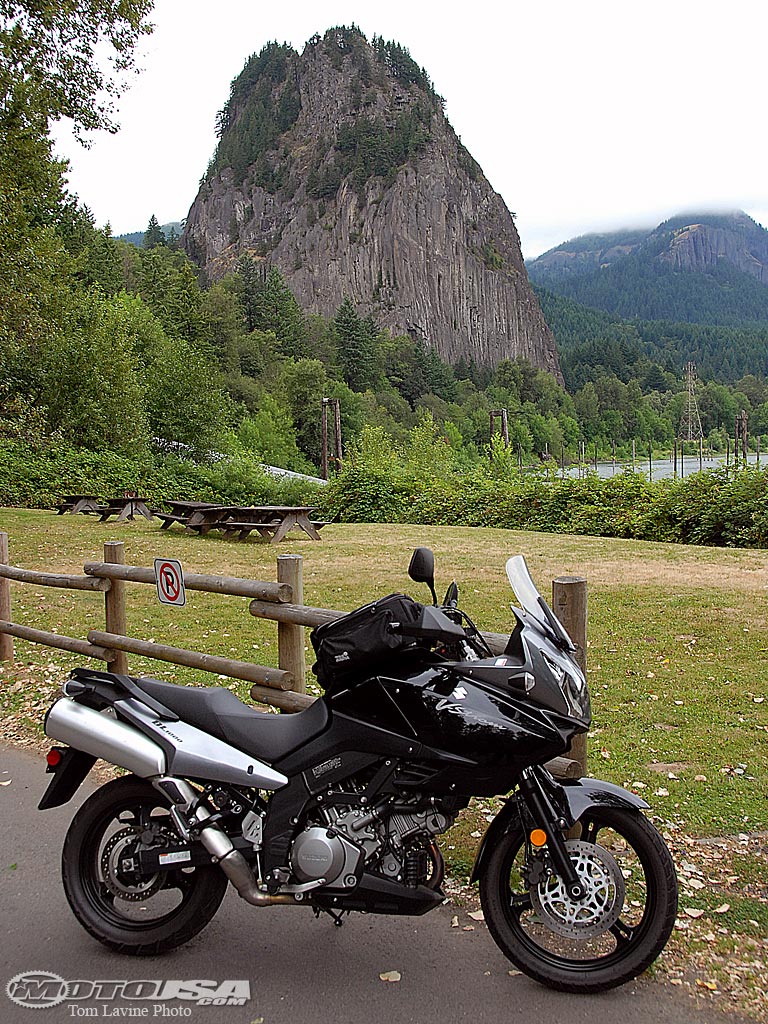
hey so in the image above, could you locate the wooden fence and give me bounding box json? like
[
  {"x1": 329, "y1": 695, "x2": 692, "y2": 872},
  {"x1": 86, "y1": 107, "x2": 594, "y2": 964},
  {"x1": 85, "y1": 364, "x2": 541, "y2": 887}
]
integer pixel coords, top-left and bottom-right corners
[{"x1": 0, "y1": 532, "x2": 586, "y2": 773}]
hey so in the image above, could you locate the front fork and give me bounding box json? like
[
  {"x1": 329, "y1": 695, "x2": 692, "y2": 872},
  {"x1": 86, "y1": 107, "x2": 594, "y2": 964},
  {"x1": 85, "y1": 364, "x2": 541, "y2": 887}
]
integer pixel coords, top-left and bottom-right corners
[{"x1": 518, "y1": 767, "x2": 585, "y2": 901}]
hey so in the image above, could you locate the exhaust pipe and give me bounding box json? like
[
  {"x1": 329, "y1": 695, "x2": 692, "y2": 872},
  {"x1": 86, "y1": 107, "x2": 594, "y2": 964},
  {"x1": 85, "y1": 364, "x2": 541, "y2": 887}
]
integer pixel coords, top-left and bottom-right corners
[
  {"x1": 153, "y1": 777, "x2": 300, "y2": 907},
  {"x1": 45, "y1": 699, "x2": 165, "y2": 777}
]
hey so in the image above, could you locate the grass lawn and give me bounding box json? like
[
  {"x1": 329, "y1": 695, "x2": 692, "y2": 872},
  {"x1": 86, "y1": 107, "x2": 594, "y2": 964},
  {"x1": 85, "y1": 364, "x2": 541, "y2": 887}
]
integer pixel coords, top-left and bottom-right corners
[{"x1": 0, "y1": 508, "x2": 766, "y2": 1015}]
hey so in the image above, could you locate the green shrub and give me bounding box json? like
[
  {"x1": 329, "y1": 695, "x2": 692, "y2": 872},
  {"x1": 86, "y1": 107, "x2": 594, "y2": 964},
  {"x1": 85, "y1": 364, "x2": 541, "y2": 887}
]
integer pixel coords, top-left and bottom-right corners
[
  {"x1": 0, "y1": 440, "x2": 325, "y2": 510},
  {"x1": 323, "y1": 428, "x2": 768, "y2": 549}
]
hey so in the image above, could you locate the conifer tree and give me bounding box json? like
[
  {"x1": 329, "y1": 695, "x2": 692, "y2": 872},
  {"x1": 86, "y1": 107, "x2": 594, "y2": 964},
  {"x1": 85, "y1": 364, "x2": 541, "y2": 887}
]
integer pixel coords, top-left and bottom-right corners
[
  {"x1": 244, "y1": 264, "x2": 306, "y2": 355},
  {"x1": 143, "y1": 214, "x2": 166, "y2": 249},
  {"x1": 335, "y1": 298, "x2": 379, "y2": 391}
]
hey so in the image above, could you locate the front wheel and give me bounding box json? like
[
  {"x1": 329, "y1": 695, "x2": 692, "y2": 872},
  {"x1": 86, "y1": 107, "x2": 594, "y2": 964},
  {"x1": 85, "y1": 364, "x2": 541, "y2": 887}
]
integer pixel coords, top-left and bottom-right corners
[
  {"x1": 62, "y1": 776, "x2": 228, "y2": 955},
  {"x1": 479, "y1": 806, "x2": 678, "y2": 993}
]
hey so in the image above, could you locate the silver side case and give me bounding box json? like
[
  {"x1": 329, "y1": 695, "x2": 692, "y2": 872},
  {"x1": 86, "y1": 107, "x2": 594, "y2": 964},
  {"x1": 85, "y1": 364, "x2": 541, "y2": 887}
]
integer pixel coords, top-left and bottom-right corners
[
  {"x1": 45, "y1": 699, "x2": 166, "y2": 777},
  {"x1": 116, "y1": 697, "x2": 288, "y2": 790}
]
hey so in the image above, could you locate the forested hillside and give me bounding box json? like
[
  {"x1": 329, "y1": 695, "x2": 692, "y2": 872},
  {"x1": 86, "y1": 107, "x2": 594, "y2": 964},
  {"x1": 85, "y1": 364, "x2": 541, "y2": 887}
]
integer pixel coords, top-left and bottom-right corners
[
  {"x1": 537, "y1": 289, "x2": 768, "y2": 386},
  {"x1": 528, "y1": 211, "x2": 768, "y2": 324}
]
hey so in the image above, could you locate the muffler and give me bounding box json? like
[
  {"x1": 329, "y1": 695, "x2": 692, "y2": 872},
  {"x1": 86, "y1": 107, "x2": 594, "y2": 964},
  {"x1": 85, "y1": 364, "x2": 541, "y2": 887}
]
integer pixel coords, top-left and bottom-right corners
[
  {"x1": 45, "y1": 698, "x2": 166, "y2": 777},
  {"x1": 153, "y1": 776, "x2": 300, "y2": 907}
]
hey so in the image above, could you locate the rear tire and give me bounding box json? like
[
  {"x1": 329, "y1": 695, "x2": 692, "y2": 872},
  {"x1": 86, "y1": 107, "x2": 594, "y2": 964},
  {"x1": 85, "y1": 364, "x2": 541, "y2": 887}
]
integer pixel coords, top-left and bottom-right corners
[
  {"x1": 479, "y1": 806, "x2": 677, "y2": 992},
  {"x1": 62, "y1": 776, "x2": 228, "y2": 955}
]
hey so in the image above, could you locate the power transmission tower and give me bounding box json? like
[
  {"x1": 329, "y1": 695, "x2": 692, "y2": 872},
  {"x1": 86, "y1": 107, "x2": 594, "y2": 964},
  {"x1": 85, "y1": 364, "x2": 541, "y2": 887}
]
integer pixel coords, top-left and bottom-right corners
[{"x1": 679, "y1": 362, "x2": 704, "y2": 442}]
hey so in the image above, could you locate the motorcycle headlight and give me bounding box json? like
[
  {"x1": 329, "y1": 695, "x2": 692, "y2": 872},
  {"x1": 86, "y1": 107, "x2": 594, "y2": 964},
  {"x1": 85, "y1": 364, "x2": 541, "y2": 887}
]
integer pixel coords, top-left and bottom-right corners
[
  {"x1": 543, "y1": 654, "x2": 587, "y2": 717},
  {"x1": 542, "y1": 653, "x2": 565, "y2": 685}
]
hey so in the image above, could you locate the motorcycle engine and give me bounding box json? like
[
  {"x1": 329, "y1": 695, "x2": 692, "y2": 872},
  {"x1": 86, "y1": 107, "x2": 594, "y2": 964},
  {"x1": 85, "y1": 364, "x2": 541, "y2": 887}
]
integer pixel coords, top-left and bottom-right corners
[{"x1": 290, "y1": 793, "x2": 452, "y2": 891}]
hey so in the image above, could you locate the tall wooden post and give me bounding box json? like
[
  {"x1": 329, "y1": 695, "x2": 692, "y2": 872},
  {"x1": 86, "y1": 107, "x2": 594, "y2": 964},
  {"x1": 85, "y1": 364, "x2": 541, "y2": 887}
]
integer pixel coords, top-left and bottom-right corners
[
  {"x1": 333, "y1": 399, "x2": 343, "y2": 471},
  {"x1": 103, "y1": 541, "x2": 128, "y2": 674},
  {"x1": 277, "y1": 555, "x2": 305, "y2": 695},
  {"x1": 321, "y1": 400, "x2": 329, "y2": 480},
  {"x1": 0, "y1": 532, "x2": 13, "y2": 662},
  {"x1": 552, "y1": 575, "x2": 588, "y2": 774},
  {"x1": 489, "y1": 410, "x2": 509, "y2": 449},
  {"x1": 648, "y1": 442, "x2": 653, "y2": 482},
  {"x1": 741, "y1": 409, "x2": 749, "y2": 467}
]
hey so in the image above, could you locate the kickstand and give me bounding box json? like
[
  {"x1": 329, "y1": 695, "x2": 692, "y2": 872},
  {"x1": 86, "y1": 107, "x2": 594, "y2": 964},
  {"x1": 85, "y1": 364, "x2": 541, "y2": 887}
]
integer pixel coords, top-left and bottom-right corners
[{"x1": 313, "y1": 906, "x2": 348, "y2": 927}]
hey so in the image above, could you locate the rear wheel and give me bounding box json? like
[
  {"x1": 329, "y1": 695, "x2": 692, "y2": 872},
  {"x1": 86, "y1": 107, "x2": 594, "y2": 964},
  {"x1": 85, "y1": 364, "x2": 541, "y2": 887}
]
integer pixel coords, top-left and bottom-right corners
[
  {"x1": 479, "y1": 806, "x2": 678, "y2": 992},
  {"x1": 62, "y1": 776, "x2": 228, "y2": 955}
]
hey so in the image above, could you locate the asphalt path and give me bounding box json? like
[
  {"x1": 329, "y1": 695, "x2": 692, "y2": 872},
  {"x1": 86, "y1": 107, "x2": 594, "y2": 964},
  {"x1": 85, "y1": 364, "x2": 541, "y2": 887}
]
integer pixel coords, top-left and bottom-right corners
[{"x1": 0, "y1": 744, "x2": 749, "y2": 1024}]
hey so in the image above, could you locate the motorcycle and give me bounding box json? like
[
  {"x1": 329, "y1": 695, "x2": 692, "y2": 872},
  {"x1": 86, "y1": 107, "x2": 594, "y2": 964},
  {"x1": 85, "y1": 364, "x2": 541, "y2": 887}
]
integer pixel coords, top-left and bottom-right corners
[{"x1": 39, "y1": 548, "x2": 677, "y2": 993}]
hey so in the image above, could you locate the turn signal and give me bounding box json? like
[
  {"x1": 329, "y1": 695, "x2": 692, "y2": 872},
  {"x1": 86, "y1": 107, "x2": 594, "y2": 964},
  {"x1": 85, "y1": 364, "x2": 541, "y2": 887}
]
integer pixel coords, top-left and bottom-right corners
[{"x1": 530, "y1": 829, "x2": 548, "y2": 847}]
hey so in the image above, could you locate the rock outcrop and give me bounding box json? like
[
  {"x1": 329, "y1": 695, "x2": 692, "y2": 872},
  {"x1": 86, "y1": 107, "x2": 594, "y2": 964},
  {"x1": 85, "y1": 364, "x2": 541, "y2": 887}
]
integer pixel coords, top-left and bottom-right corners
[
  {"x1": 660, "y1": 215, "x2": 768, "y2": 284},
  {"x1": 183, "y1": 29, "x2": 561, "y2": 379}
]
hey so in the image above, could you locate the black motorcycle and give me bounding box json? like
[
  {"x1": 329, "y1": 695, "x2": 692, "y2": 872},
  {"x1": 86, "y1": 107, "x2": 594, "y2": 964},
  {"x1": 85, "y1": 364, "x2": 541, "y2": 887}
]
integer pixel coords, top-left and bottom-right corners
[{"x1": 40, "y1": 548, "x2": 677, "y2": 993}]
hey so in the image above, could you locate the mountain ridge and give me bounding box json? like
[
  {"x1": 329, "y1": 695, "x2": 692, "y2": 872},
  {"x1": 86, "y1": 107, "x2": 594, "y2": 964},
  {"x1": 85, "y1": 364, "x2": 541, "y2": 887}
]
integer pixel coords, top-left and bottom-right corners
[{"x1": 526, "y1": 211, "x2": 768, "y2": 325}]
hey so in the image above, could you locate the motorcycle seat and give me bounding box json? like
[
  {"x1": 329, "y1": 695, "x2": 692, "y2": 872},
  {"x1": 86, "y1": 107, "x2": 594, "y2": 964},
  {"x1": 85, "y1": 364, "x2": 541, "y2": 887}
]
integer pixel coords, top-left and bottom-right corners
[{"x1": 133, "y1": 676, "x2": 329, "y2": 764}]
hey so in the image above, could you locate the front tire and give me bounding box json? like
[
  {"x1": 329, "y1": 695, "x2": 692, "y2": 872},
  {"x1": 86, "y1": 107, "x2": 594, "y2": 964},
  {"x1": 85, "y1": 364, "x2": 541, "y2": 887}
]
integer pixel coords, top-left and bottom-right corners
[
  {"x1": 479, "y1": 806, "x2": 678, "y2": 992},
  {"x1": 62, "y1": 776, "x2": 228, "y2": 955}
]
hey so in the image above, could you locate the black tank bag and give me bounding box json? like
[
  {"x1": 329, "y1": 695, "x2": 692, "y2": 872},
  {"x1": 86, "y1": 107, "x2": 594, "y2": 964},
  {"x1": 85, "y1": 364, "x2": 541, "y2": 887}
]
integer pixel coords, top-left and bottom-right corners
[{"x1": 310, "y1": 593, "x2": 423, "y2": 690}]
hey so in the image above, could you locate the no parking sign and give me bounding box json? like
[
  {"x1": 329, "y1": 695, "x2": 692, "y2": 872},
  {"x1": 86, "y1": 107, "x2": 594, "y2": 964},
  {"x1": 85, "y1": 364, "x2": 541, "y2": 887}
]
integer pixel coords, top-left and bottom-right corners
[{"x1": 154, "y1": 558, "x2": 186, "y2": 607}]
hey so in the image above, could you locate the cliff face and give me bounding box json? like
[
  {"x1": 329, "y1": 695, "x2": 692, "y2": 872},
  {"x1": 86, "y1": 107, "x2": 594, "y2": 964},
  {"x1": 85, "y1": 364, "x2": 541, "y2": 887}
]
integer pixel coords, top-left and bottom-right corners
[
  {"x1": 660, "y1": 216, "x2": 768, "y2": 283},
  {"x1": 183, "y1": 30, "x2": 561, "y2": 379}
]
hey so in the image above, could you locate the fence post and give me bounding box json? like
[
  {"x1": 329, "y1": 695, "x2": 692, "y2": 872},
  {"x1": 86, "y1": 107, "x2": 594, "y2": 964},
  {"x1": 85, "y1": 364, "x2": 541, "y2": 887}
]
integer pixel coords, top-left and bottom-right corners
[
  {"x1": 552, "y1": 575, "x2": 588, "y2": 774},
  {"x1": 103, "y1": 541, "x2": 128, "y2": 674},
  {"x1": 0, "y1": 531, "x2": 13, "y2": 662},
  {"x1": 277, "y1": 555, "x2": 305, "y2": 694}
]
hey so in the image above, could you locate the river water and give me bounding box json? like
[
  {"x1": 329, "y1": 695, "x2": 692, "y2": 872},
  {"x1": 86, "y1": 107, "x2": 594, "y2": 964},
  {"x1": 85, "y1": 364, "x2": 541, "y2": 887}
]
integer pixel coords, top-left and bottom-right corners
[{"x1": 559, "y1": 452, "x2": 763, "y2": 481}]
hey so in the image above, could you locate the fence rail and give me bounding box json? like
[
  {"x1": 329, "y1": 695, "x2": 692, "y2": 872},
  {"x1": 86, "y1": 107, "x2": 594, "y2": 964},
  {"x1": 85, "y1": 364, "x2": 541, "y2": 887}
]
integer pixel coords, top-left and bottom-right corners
[{"x1": 0, "y1": 530, "x2": 586, "y2": 776}]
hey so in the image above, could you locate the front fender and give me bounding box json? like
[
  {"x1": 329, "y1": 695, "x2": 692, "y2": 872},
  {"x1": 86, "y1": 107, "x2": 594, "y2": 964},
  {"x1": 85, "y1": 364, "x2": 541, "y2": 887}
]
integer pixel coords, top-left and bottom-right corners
[
  {"x1": 469, "y1": 776, "x2": 649, "y2": 884},
  {"x1": 559, "y1": 776, "x2": 650, "y2": 822}
]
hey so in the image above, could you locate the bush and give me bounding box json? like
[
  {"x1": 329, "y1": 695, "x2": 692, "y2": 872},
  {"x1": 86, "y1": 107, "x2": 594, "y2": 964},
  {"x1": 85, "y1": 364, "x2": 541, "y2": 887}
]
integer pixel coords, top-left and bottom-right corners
[
  {"x1": 323, "y1": 426, "x2": 768, "y2": 549},
  {"x1": 0, "y1": 440, "x2": 325, "y2": 510}
]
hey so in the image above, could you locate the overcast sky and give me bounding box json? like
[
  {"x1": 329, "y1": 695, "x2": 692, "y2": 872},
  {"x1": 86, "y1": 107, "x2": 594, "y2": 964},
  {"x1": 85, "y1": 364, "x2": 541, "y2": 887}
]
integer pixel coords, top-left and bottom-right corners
[{"x1": 52, "y1": 0, "x2": 768, "y2": 259}]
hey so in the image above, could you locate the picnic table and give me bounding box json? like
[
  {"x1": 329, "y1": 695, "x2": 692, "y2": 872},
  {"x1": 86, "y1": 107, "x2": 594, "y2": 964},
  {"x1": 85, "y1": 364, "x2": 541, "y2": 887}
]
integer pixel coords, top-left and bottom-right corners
[
  {"x1": 56, "y1": 494, "x2": 102, "y2": 515},
  {"x1": 97, "y1": 496, "x2": 155, "y2": 522},
  {"x1": 155, "y1": 500, "x2": 218, "y2": 531},
  {"x1": 182, "y1": 505, "x2": 325, "y2": 543}
]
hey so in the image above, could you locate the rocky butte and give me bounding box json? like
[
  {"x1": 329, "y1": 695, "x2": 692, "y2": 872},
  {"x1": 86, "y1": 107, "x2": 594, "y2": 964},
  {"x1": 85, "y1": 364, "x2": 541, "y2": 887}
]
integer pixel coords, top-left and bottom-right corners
[{"x1": 183, "y1": 27, "x2": 561, "y2": 380}]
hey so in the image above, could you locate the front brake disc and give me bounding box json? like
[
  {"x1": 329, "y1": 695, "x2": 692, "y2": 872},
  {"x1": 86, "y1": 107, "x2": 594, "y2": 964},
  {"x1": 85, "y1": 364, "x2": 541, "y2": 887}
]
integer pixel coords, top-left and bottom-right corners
[{"x1": 529, "y1": 839, "x2": 625, "y2": 939}]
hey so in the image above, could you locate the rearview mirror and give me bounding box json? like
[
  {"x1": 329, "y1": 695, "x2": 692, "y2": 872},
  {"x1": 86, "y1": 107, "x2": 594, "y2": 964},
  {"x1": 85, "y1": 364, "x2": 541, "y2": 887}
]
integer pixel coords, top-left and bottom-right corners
[{"x1": 408, "y1": 547, "x2": 437, "y2": 605}]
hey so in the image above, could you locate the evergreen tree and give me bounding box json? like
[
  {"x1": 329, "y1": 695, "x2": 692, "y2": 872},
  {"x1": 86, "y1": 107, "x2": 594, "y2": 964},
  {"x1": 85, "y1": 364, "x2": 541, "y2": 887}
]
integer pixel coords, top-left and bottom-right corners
[
  {"x1": 244, "y1": 264, "x2": 306, "y2": 355},
  {"x1": 334, "y1": 298, "x2": 379, "y2": 391},
  {"x1": 143, "y1": 214, "x2": 166, "y2": 249}
]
